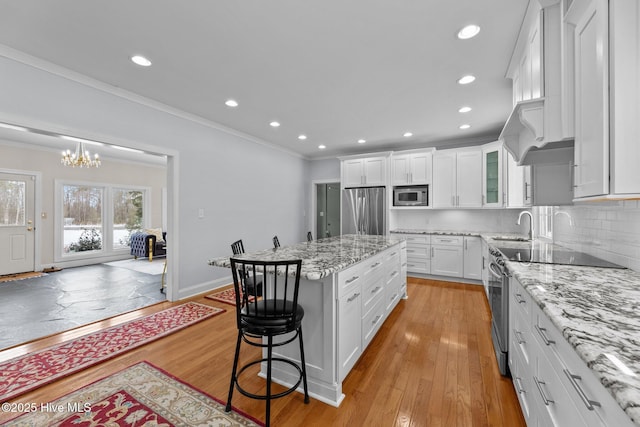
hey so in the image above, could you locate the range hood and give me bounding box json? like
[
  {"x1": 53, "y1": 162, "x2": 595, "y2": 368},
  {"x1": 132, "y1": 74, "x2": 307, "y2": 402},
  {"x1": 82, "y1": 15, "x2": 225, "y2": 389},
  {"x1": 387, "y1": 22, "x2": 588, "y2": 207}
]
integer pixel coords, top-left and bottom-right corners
[{"x1": 499, "y1": 96, "x2": 574, "y2": 166}]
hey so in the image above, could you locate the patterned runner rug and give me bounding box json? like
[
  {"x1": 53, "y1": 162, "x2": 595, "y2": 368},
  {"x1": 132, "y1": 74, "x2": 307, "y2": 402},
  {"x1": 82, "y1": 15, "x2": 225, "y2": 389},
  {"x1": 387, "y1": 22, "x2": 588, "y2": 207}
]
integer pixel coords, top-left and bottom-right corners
[
  {"x1": 0, "y1": 302, "x2": 224, "y2": 402},
  {"x1": 4, "y1": 361, "x2": 263, "y2": 426},
  {"x1": 205, "y1": 287, "x2": 253, "y2": 306}
]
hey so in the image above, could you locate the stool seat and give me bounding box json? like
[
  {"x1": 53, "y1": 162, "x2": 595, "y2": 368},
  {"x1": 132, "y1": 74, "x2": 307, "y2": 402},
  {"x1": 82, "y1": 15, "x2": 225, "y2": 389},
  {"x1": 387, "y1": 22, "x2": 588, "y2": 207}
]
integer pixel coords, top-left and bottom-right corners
[{"x1": 241, "y1": 300, "x2": 304, "y2": 334}]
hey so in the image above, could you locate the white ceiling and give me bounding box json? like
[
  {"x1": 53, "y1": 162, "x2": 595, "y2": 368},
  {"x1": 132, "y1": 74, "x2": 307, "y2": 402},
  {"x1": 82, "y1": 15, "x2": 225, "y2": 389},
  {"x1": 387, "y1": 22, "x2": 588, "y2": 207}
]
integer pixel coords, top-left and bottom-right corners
[{"x1": 0, "y1": 0, "x2": 528, "y2": 160}]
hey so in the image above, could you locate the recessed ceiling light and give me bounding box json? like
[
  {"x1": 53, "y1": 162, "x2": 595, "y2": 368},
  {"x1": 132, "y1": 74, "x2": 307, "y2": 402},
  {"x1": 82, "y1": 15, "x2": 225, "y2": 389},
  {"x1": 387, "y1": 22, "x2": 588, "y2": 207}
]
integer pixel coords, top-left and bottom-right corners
[
  {"x1": 131, "y1": 55, "x2": 152, "y2": 67},
  {"x1": 0, "y1": 122, "x2": 27, "y2": 132},
  {"x1": 298, "y1": 134, "x2": 307, "y2": 140},
  {"x1": 318, "y1": 145, "x2": 326, "y2": 150},
  {"x1": 270, "y1": 121, "x2": 280, "y2": 128},
  {"x1": 458, "y1": 106, "x2": 472, "y2": 113},
  {"x1": 457, "y1": 75, "x2": 476, "y2": 85},
  {"x1": 459, "y1": 124, "x2": 471, "y2": 130},
  {"x1": 225, "y1": 99, "x2": 238, "y2": 107},
  {"x1": 457, "y1": 25, "x2": 481, "y2": 40},
  {"x1": 357, "y1": 139, "x2": 366, "y2": 144},
  {"x1": 403, "y1": 132, "x2": 413, "y2": 137}
]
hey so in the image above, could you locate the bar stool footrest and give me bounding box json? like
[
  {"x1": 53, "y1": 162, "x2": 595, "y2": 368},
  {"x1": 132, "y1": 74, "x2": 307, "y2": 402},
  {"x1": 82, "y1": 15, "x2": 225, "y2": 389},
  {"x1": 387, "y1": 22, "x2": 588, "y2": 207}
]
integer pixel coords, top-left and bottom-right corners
[{"x1": 234, "y1": 357, "x2": 304, "y2": 401}]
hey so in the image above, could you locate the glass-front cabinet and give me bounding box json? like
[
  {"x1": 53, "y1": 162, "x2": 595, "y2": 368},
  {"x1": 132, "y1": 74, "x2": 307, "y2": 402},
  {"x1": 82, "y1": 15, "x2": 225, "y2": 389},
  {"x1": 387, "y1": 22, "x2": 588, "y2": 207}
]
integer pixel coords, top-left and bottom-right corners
[{"x1": 482, "y1": 141, "x2": 503, "y2": 207}]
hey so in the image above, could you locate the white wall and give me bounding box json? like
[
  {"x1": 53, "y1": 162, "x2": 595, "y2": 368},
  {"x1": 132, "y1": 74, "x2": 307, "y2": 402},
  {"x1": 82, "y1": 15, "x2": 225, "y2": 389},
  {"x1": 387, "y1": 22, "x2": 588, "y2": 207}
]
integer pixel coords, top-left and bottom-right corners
[
  {"x1": 553, "y1": 201, "x2": 640, "y2": 271},
  {"x1": 0, "y1": 53, "x2": 308, "y2": 299}
]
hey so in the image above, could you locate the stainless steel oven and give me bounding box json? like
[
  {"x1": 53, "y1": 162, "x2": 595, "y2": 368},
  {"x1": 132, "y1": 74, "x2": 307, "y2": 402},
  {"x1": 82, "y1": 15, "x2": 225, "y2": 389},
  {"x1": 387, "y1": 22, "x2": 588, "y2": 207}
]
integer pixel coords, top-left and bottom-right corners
[{"x1": 488, "y1": 246, "x2": 510, "y2": 376}]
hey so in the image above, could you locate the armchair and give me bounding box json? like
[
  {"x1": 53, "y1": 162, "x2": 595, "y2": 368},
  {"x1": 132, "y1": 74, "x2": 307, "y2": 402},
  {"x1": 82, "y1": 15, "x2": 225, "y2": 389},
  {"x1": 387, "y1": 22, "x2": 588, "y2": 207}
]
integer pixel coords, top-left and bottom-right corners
[{"x1": 130, "y1": 230, "x2": 166, "y2": 261}]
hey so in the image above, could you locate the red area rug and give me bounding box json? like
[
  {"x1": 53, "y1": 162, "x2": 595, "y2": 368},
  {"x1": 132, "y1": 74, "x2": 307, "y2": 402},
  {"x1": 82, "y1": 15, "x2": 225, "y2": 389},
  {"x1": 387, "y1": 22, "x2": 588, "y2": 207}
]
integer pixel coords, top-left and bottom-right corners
[
  {"x1": 0, "y1": 302, "x2": 224, "y2": 402},
  {"x1": 205, "y1": 287, "x2": 253, "y2": 306},
  {"x1": 5, "y1": 361, "x2": 263, "y2": 426}
]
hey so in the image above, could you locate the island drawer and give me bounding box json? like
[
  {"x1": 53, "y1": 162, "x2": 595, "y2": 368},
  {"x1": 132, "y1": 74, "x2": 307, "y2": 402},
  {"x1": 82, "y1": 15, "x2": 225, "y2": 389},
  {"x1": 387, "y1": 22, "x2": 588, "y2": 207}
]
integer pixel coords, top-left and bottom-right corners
[
  {"x1": 337, "y1": 262, "x2": 365, "y2": 298},
  {"x1": 362, "y1": 275, "x2": 384, "y2": 317},
  {"x1": 404, "y1": 234, "x2": 431, "y2": 245},
  {"x1": 362, "y1": 298, "x2": 385, "y2": 348}
]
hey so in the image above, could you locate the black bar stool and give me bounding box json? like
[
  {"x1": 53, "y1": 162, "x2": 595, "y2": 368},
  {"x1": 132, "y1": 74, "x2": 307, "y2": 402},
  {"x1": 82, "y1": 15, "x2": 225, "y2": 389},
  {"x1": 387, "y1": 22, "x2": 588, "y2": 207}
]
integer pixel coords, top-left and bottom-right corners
[
  {"x1": 272, "y1": 235, "x2": 280, "y2": 248},
  {"x1": 226, "y1": 258, "x2": 309, "y2": 426},
  {"x1": 230, "y1": 239, "x2": 263, "y2": 296},
  {"x1": 306, "y1": 231, "x2": 313, "y2": 242}
]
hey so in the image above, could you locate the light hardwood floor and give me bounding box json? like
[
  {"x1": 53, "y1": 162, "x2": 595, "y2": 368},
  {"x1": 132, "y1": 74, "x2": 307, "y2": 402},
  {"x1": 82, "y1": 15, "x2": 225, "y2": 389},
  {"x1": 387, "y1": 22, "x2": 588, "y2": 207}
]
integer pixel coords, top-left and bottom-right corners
[{"x1": 0, "y1": 278, "x2": 526, "y2": 426}]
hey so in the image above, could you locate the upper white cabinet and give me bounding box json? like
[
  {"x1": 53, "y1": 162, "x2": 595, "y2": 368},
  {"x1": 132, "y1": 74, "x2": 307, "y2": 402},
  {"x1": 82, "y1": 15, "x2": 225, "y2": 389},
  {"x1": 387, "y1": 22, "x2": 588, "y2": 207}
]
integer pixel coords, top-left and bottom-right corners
[
  {"x1": 433, "y1": 148, "x2": 482, "y2": 208},
  {"x1": 391, "y1": 150, "x2": 433, "y2": 186},
  {"x1": 565, "y1": 0, "x2": 640, "y2": 199},
  {"x1": 506, "y1": 149, "x2": 533, "y2": 208},
  {"x1": 482, "y1": 142, "x2": 504, "y2": 207},
  {"x1": 341, "y1": 155, "x2": 389, "y2": 188},
  {"x1": 501, "y1": 1, "x2": 572, "y2": 164}
]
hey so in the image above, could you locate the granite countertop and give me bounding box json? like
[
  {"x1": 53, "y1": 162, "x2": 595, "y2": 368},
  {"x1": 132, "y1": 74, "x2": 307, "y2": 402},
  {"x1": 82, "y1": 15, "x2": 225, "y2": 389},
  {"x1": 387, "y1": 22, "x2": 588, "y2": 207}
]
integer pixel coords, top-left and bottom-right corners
[
  {"x1": 483, "y1": 237, "x2": 640, "y2": 425},
  {"x1": 209, "y1": 234, "x2": 404, "y2": 280}
]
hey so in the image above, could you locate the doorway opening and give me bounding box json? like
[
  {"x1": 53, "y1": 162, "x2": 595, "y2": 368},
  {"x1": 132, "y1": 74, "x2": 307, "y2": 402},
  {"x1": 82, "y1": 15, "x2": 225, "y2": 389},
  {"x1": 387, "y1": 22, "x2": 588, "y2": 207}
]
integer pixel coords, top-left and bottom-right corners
[{"x1": 315, "y1": 182, "x2": 341, "y2": 239}]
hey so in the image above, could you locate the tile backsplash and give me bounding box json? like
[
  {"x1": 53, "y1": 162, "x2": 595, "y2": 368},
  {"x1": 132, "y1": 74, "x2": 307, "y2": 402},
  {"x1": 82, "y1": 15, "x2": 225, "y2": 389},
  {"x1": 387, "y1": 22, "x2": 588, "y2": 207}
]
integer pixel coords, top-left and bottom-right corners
[{"x1": 552, "y1": 201, "x2": 640, "y2": 271}]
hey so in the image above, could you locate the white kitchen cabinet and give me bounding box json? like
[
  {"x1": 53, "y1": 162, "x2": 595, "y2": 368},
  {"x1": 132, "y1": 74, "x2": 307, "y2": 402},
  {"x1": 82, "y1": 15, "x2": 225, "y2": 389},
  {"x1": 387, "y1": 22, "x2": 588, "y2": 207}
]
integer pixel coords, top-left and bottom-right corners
[
  {"x1": 404, "y1": 234, "x2": 430, "y2": 275},
  {"x1": 430, "y1": 235, "x2": 463, "y2": 277},
  {"x1": 482, "y1": 142, "x2": 504, "y2": 207},
  {"x1": 391, "y1": 150, "x2": 432, "y2": 186},
  {"x1": 566, "y1": 0, "x2": 640, "y2": 199},
  {"x1": 432, "y1": 148, "x2": 482, "y2": 208},
  {"x1": 337, "y1": 263, "x2": 364, "y2": 381},
  {"x1": 463, "y1": 236, "x2": 482, "y2": 280},
  {"x1": 509, "y1": 276, "x2": 634, "y2": 427},
  {"x1": 506, "y1": 149, "x2": 532, "y2": 208},
  {"x1": 513, "y1": 7, "x2": 543, "y2": 104},
  {"x1": 341, "y1": 155, "x2": 388, "y2": 188},
  {"x1": 481, "y1": 239, "x2": 489, "y2": 296}
]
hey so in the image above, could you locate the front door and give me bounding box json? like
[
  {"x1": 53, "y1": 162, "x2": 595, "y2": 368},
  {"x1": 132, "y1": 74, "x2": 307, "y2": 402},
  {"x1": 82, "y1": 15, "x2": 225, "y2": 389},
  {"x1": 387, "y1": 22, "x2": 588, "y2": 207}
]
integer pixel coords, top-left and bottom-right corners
[{"x1": 0, "y1": 172, "x2": 36, "y2": 275}]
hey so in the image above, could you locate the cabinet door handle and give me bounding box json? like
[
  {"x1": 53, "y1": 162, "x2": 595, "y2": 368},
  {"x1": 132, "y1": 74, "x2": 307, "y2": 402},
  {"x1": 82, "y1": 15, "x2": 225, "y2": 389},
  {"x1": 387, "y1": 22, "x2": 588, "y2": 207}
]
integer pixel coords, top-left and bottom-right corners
[
  {"x1": 514, "y1": 377, "x2": 525, "y2": 394},
  {"x1": 533, "y1": 376, "x2": 554, "y2": 405},
  {"x1": 535, "y1": 324, "x2": 555, "y2": 345},
  {"x1": 371, "y1": 262, "x2": 381, "y2": 269},
  {"x1": 524, "y1": 182, "x2": 530, "y2": 201},
  {"x1": 465, "y1": 239, "x2": 468, "y2": 250},
  {"x1": 514, "y1": 330, "x2": 525, "y2": 345},
  {"x1": 345, "y1": 276, "x2": 359, "y2": 284},
  {"x1": 347, "y1": 292, "x2": 360, "y2": 303},
  {"x1": 457, "y1": 195, "x2": 460, "y2": 206},
  {"x1": 371, "y1": 286, "x2": 381, "y2": 294},
  {"x1": 372, "y1": 314, "x2": 382, "y2": 325},
  {"x1": 563, "y1": 369, "x2": 601, "y2": 410},
  {"x1": 515, "y1": 293, "x2": 526, "y2": 304}
]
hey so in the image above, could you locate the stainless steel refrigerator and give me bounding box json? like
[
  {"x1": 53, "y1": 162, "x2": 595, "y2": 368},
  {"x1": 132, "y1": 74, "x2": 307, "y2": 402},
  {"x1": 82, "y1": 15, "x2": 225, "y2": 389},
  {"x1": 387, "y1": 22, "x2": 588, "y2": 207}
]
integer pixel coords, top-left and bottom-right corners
[{"x1": 342, "y1": 186, "x2": 386, "y2": 235}]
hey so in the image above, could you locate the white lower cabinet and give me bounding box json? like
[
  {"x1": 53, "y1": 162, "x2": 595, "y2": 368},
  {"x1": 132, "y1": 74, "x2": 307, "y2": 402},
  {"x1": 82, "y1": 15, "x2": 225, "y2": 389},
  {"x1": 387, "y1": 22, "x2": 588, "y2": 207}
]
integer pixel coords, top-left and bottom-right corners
[
  {"x1": 431, "y1": 235, "x2": 463, "y2": 277},
  {"x1": 509, "y1": 277, "x2": 634, "y2": 427},
  {"x1": 463, "y1": 236, "x2": 482, "y2": 280},
  {"x1": 404, "y1": 234, "x2": 430, "y2": 275},
  {"x1": 337, "y1": 243, "x2": 405, "y2": 382}
]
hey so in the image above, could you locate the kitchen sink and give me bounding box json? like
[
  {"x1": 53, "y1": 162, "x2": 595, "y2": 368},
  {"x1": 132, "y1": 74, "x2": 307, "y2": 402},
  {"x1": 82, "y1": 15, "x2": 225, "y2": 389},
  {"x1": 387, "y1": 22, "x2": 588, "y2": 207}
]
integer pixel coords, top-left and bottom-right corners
[{"x1": 491, "y1": 236, "x2": 531, "y2": 242}]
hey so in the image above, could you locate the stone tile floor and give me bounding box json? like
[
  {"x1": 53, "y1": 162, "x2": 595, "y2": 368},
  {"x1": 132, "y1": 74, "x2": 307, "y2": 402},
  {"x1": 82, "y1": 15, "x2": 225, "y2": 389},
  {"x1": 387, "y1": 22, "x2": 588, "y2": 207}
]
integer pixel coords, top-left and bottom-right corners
[{"x1": 0, "y1": 262, "x2": 166, "y2": 350}]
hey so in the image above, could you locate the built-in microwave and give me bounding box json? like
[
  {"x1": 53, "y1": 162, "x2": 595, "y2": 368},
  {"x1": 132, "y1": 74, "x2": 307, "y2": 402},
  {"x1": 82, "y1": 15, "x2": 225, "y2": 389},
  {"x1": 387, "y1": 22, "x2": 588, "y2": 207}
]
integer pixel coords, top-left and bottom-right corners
[{"x1": 393, "y1": 185, "x2": 429, "y2": 206}]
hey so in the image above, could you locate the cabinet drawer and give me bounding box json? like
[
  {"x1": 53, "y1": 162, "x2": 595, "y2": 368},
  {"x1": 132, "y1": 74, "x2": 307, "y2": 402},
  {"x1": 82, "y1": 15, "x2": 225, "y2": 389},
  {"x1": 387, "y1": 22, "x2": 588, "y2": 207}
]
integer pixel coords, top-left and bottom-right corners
[
  {"x1": 511, "y1": 278, "x2": 532, "y2": 318},
  {"x1": 362, "y1": 275, "x2": 384, "y2": 317},
  {"x1": 406, "y1": 259, "x2": 430, "y2": 274},
  {"x1": 404, "y1": 234, "x2": 431, "y2": 245},
  {"x1": 511, "y1": 307, "x2": 533, "y2": 368},
  {"x1": 431, "y1": 235, "x2": 463, "y2": 246},
  {"x1": 406, "y1": 247, "x2": 429, "y2": 257},
  {"x1": 510, "y1": 345, "x2": 535, "y2": 427},
  {"x1": 362, "y1": 298, "x2": 385, "y2": 348},
  {"x1": 337, "y1": 263, "x2": 364, "y2": 299}
]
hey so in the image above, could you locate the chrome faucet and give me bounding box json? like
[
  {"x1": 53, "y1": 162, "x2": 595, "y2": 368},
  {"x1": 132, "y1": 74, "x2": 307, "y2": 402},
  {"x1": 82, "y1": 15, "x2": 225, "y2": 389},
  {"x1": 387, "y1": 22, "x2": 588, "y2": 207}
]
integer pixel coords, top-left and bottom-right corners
[{"x1": 517, "y1": 211, "x2": 534, "y2": 240}]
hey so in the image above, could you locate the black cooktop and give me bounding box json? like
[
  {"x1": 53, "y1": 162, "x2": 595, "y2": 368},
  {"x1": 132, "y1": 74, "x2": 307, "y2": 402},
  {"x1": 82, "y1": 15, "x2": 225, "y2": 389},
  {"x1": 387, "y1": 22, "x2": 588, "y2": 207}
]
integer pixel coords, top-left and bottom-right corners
[{"x1": 497, "y1": 247, "x2": 625, "y2": 269}]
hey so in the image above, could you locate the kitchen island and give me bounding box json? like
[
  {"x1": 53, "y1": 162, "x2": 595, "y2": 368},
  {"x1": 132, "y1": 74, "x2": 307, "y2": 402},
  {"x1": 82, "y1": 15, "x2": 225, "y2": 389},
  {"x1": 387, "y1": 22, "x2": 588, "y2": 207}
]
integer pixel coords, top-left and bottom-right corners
[{"x1": 209, "y1": 234, "x2": 407, "y2": 406}]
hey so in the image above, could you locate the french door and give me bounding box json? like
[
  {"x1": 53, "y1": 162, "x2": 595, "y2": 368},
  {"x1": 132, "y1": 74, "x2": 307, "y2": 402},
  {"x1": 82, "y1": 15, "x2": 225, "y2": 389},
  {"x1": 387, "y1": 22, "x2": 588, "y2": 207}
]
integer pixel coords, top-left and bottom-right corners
[{"x1": 0, "y1": 172, "x2": 36, "y2": 275}]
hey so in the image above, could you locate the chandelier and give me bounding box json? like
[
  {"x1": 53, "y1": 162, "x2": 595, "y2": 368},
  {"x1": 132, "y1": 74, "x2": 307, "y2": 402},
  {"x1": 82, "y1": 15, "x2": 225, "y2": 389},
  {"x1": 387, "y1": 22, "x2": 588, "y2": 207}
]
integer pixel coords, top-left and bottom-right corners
[{"x1": 61, "y1": 142, "x2": 101, "y2": 168}]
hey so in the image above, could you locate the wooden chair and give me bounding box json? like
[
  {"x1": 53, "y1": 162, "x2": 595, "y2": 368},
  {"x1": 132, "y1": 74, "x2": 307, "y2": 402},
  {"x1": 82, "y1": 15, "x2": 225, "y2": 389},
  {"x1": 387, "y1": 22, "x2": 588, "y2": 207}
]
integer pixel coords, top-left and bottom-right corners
[{"x1": 226, "y1": 258, "x2": 309, "y2": 426}]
